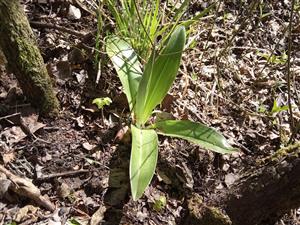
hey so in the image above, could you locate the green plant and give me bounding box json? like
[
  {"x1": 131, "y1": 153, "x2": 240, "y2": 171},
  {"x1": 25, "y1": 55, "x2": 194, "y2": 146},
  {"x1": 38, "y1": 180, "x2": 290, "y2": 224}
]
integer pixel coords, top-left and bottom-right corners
[
  {"x1": 106, "y1": 26, "x2": 236, "y2": 200},
  {"x1": 258, "y1": 99, "x2": 289, "y2": 117},
  {"x1": 153, "y1": 195, "x2": 167, "y2": 211},
  {"x1": 257, "y1": 51, "x2": 287, "y2": 65},
  {"x1": 104, "y1": 0, "x2": 161, "y2": 58},
  {"x1": 270, "y1": 99, "x2": 289, "y2": 115},
  {"x1": 92, "y1": 97, "x2": 112, "y2": 109},
  {"x1": 102, "y1": 0, "x2": 215, "y2": 59}
]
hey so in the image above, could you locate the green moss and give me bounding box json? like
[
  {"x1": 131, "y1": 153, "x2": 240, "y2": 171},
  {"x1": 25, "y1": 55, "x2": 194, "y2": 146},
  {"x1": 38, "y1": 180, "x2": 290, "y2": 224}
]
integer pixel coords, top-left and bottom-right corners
[
  {"x1": 204, "y1": 207, "x2": 232, "y2": 225},
  {"x1": 270, "y1": 142, "x2": 300, "y2": 162},
  {"x1": 256, "y1": 142, "x2": 300, "y2": 166},
  {"x1": 186, "y1": 193, "x2": 232, "y2": 225}
]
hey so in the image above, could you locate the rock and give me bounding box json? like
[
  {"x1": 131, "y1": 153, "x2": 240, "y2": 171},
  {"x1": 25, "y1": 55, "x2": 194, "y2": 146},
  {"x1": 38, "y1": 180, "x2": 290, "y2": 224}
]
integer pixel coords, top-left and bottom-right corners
[
  {"x1": 224, "y1": 173, "x2": 239, "y2": 187},
  {"x1": 68, "y1": 5, "x2": 81, "y2": 20}
]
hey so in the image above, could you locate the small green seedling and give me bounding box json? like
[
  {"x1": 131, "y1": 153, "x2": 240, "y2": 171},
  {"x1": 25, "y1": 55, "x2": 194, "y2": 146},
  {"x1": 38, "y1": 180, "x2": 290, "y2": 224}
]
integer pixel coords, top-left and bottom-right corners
[
  {"x1": 153, "y1": 195, "x2": 167, "y2": 211},
  {"x1": 270, "y1": 99, "x2": 289, "y2": 115},
  {"x1": 257, "y1": 51, "x2": 287, "y2": 65},
  {"x1": 106, "y1": 26, "x2": 236, "y2": 200},
  {"x1": 270, "y1": 99, "x2": 290, "y2": 126},
  {"x1": 92, "y1": 97, "x2": 112, "y2": 109},
  {"x1": 258, "y1": 99, "x2": 289, "y2": 117}
]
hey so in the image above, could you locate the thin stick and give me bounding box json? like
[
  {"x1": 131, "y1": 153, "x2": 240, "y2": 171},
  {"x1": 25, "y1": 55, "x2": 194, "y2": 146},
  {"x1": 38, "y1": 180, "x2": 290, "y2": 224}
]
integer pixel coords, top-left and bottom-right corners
[
  {"x1": 199, "y1": 1, "x2": 221, "y2": 63},
  {"x1": 259, "y1": 25, "x2": 289, "y2": 74},
  {"x1": 0, "y1": 112, "x2": 20, "y2": 121},
  {"x1": 30, "y1": 21, "x2": 86, "y2": 38},
  {"x1": 36, "y1": 169, "x2": 90, "y2": 181},
  {"x1": 287, "y1": 0, "x2": 296, "y2": 143}
]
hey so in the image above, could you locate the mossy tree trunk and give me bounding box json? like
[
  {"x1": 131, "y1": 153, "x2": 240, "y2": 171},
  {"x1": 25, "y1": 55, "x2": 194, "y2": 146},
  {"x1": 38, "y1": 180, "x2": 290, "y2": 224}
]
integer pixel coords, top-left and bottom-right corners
[{"x1": 0, "y1": 0, "x2": 59, "y2": 115}]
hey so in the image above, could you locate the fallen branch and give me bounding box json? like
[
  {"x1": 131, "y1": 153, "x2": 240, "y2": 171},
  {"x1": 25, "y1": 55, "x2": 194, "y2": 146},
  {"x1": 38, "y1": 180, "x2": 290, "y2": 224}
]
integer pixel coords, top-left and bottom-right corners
[{"x1": 0, "y1": 165, "x2": 55, "y2": 212}]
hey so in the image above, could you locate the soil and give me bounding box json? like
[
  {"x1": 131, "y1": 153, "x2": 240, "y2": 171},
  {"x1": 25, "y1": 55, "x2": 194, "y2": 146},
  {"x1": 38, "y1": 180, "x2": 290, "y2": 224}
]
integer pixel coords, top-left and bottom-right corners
[{"x1": 0, "y1": 0, "x2": 300, "y2": 225}]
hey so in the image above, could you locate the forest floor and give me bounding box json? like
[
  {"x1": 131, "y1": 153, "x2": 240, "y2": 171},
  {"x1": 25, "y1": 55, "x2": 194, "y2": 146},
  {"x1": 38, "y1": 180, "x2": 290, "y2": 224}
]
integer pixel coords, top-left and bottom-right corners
[{"x1": 0, "y1": 0, "x2": 300, "y2": 225}]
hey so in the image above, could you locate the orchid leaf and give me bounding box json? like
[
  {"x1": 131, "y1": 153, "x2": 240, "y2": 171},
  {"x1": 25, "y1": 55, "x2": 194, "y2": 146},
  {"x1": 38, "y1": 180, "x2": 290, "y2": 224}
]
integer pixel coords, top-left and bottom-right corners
[
  {"x1": 130, "y1": 125, "x2": 158, "y2": 200},
  {"x1": 106, "y1": 36, "x2": 142, "y2": 110},
  {"x1": 154, "y1": 120, "x2": 236, "y2": 154},
  {"x1": 134, "y1": 26, "x2": 186, "y2": 126}
]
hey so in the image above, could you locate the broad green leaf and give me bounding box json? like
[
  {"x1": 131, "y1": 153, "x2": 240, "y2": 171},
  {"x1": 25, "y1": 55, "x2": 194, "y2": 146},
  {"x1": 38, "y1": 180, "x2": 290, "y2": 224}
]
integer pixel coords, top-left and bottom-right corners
[
  {"x1": 92, "y1": 97, "x2": 112, "y2": 109},
  {"x1": 106, "y1": 36, "x2": 142, "y2": 110},
  {"x1": 130, "y1": 125, "x2": 158, "y2": 200},
  {"x1": 134, "y1": 26, "x2": 186, "y2": 126},
  {"x1": 154, "y1": 120, "x2": 236, "y2": 154}
]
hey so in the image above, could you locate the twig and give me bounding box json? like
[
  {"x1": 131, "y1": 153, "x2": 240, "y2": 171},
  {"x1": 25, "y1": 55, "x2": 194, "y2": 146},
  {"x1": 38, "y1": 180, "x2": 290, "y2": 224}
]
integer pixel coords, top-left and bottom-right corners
[
  {"x1": 30, "y1": 21, "x2": 86, "y2": 38},
  {"x1": 222, "y1": 133, "x2": 253, "y2": 154},
  {"x1": 0, "y1": 165, "x2": 55, "y2": 211},
  {"x1": 199, "y1": 1, "x2": 221, "y2": 63},
  {"x1": 72, "y1": 0, "x2": 96, "y2": 17},
  {"x1": 217, "y1": 0, "x2": 259, "y2": 60},
  {"x1": 258, "y1": 25, "x2": 289, "y2": 76},
  {"x1": 18, "y1": 116, "x2": 51, "y2": 144},
  {"x1": 0, "y1": 112, "x2": 21, "y2": 121},
  {"x1": 287, "y1": 0, "x2": 296, "y2": 143},
  {"x1": 36, "y1": 169, "x2": 89, "y2": 181},
  {"x1": 95, "y1": 3, "x2": 104, "y2": 85},
  {"x1": 212, "y1": 0, "x2": 260, "y2": 114}
]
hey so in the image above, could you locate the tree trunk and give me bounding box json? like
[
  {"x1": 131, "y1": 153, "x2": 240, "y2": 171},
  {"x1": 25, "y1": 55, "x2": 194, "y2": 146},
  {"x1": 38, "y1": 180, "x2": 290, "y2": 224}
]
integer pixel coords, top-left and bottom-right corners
[
  {"x1": 0, "y1": 0, "x2": 59, "y2": 115},
  {"x1": 184, "y1": 142, "x2": 300, "y2": 225}
]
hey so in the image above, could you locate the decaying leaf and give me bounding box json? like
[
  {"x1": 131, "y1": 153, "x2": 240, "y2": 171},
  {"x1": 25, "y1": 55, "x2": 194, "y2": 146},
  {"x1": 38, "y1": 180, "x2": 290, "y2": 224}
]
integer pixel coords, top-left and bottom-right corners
[{"x1": 90, "y1": 205, "x2": 106, "y2": 225}]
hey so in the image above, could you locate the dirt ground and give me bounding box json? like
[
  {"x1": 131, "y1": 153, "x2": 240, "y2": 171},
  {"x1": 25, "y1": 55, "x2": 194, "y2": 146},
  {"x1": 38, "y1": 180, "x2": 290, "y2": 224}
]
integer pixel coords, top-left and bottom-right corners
[{"x1": 0, "y1": 0, "x2": 300, "y2": 224}]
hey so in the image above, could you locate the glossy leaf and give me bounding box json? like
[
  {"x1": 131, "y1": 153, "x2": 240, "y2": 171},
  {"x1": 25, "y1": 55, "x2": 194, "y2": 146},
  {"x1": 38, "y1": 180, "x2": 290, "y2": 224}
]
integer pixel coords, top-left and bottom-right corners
[
  {"x1": 130, "y1": 125, "x2": 158, "y2": 200},
  {"x1": 134, "y1": 26, "x2": 186, "y2": 126},
  {"x1": 106, "y1": 36, "x2": 142, "y2": 110},
  {"x1": 154, "y1": 120, "x2": 236, "y2": 154}
]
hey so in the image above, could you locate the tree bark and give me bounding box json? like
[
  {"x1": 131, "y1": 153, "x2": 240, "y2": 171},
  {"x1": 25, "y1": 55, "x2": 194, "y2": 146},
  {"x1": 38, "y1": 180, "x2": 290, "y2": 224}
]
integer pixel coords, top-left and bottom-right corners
[
  {"x1": 184, "y1": 142, "x2": 300, "y2": 225},
  {"x1": 0, "y1": 0, "x2": 59, "y2": 115}
]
